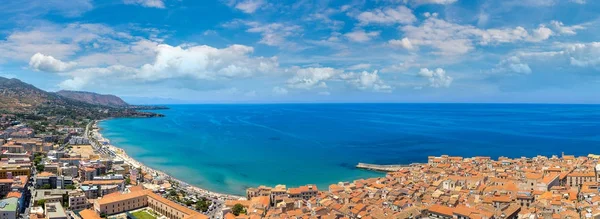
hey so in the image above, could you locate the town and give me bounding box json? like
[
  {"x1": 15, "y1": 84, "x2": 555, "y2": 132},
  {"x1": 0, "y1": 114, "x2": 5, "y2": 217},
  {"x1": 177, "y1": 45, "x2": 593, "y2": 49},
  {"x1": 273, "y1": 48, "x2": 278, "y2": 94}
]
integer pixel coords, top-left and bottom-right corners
[
  {"x1": 0, "y1": 112, "x2": 599, "y2": 219},
  {"x1": 0, "y1": 114, "x2": 235, "y2": 219},
  {"x1": 240, "y1": 155, "x2": 600, "y2": 219}
]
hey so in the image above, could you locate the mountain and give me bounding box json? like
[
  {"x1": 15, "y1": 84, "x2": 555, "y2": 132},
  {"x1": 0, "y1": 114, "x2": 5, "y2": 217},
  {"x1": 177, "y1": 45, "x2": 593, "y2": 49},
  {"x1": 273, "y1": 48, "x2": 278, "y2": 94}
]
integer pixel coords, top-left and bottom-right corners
[
  {"x1": 56, "y1": 90, "x2": 129, "y2": 107},
  {"x1": 0, "y1": 77, "x2": 162, "y2": 119}
]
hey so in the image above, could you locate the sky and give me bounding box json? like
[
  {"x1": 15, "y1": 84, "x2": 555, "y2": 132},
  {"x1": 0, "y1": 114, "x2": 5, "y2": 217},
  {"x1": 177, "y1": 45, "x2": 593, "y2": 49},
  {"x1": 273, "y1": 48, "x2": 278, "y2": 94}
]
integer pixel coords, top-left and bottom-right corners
[{"x1": 0, "y1": 0, "x2": 599, "y2": 104}]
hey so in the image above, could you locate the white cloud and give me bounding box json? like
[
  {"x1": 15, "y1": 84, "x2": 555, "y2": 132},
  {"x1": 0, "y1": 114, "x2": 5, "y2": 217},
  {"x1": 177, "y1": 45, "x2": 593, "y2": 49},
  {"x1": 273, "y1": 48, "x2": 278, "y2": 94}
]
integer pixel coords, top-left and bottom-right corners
[
  {"x1": 241, "y1": 21, "x2": 303, "y2": 47},
  {"x1": 233, "y1": 0, "x2": 264, "y2": 13},
  {"x1": 29, "y1": 53, "x2": 77, "y2": 72},
  {"x1": 492, "y1": 42, "x2": 600, "y2": 74},
  {"x1": 0, "y1": 22, "x2": 152, "y2": 64},
  {"x1": 272, "y1": 86, "x2": 288, "y2": 95},
  {"x1": 58, "y1": 65, "x2": 138, "y2": 90},
  {"x1": 570, "y1": 0, "x2": 586, "y2": 4},
  {"x1": 564, "y1": 42, "x2": 600, "y2": 67},
  {"x1": 396, "y1": 17, "x2": 558, "y2": 55},
  {"x1": 495, "y1": 56, "x2": 532, "y2": 74},
  {"x1": 347, "y1": 63, "x2": 372, "y2": 70},
  {"x1": 344, "y1": 71, "x2": 392, "y2": 92},
  {"x1": 418, "y1": 68, "x2": 453, "y2": 88},
  {"x1": 55, "y1": 43, "x2": 279, "y2": 89},
  {"x1": 318, "y1": 91, "x2": 331, "y2": 96},
  {"x1": 355, "y1": 6, "x2": 416, "y2": 25},
  {"x1": 0, "y1": 0, "x2": 93, "y2": 18},
  {"x1": 344, "y1": 30, "x2": 380, "y2": 42},
  {"x1": 528, "y1": 25, "x2": 553, "y2": 42},
  {"x1": 287, "y1": 67, "x2": 342, "y2": 89},
  {"x1": 409, "y1": 0, "x2": 457, "y2": 5},
  {"x1": 388, "y1": 38, "x2": 415, "y2": 50},
  {"x1": 549, "y1": 20, "x2": 585, "y2": 35},
  {"x1": 137, "y1": 44, "x2": 278, "y2": 81},
  {"x1": 124, "y1": 0, "x2": 165, "y2": 8}
]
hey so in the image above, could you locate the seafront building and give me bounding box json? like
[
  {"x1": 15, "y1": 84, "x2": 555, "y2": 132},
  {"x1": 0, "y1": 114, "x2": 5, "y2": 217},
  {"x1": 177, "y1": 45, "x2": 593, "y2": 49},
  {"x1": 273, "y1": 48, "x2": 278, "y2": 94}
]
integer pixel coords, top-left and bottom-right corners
[
  {"x1": 94, "y1": 186, "x2": 209, "y2": 219},
  {"x1": 242, "y1": 154, "x2": 600, "y2": 219}
]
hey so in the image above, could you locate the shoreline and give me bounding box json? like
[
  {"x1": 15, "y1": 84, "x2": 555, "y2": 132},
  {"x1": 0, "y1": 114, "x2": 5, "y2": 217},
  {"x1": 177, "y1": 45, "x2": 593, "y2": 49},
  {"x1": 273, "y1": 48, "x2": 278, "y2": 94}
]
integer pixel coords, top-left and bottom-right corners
[{"x1": 90, "y1": 119, "x2": 246, "y2": 201}]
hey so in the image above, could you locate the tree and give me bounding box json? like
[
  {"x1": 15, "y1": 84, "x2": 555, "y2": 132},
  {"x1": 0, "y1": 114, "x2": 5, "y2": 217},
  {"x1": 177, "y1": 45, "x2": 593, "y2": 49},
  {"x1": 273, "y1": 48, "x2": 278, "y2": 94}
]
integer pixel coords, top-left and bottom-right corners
[
  {"x1": 125, "y1": 178, "x2": 131, "y2": 185},
  {"x1": 36, "y1": 164, "x2": 45, "y2": 172},
  {"x1": 65, "y1": 185, "x2": 76, "y2": 190},
  {"x1": 232, "y1": 203, "x2": 246, "y2": 216},
  {"x1": 41, "y1": 184, "x2": 52, "y2": 189},
  {"x1": 195, "y1": 198, "x2": 210, "y2": 212},
  {"x1": 36, "y1": 199, "x2": 46, "y2": 207}
]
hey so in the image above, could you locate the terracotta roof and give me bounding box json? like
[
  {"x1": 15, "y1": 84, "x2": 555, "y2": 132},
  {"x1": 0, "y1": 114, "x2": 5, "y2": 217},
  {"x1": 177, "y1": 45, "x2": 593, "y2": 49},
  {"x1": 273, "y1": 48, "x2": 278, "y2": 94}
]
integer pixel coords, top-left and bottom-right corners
[
  {"x1": 6, "y1": 191, "x2": 21, "y2": 198},
  {"x1": 79, "y1": 209, "x2": 102, "y2": 219},
  {"x1": 428, "y1": 204, "x2": 454, "y2": 217}
]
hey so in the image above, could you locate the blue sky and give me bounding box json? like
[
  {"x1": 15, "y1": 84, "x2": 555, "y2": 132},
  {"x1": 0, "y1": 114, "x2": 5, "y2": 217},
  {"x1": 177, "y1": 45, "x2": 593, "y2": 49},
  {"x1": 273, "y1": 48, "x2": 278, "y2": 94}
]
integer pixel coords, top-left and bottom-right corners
[{"x1": 0, "y1": 0, "x2": 599, "y2": 104}]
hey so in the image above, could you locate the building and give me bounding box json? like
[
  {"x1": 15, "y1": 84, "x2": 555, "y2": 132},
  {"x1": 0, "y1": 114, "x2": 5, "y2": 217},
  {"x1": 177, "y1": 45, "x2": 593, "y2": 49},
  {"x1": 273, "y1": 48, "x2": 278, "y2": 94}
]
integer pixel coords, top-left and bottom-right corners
[
  {"x1": 45, "y1": 202, "x2": 68, "y2": 219},
  {"x1": 69, "y1": 136, "x2": 90, "y2": 145},
  {"x1": 35, "y1": 172, "x2": 73, "y2": 189},
  {"x1": 94, "y1": 189, "x2": 208, "y2": 219},
  {"x1": 0, "y1": 163, "x2": 30, "y2": 179},
  {"x1": 0, "y1": 197, "x2": 18, "y2": 219},
  {"x1": 68, "y1": 190, "x2": 91, "y2": 211}
]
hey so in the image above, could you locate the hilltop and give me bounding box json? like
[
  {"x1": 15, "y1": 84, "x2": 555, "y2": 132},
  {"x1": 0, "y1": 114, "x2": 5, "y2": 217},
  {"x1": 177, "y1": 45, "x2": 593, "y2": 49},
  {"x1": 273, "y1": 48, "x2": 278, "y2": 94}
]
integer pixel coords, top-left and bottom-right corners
[
  {"x1": 0, "y1": 77, "x2": 163, "y2": 120},
  {"x1": 56, "y1": 90, "x2": 129, "y2": 107}
]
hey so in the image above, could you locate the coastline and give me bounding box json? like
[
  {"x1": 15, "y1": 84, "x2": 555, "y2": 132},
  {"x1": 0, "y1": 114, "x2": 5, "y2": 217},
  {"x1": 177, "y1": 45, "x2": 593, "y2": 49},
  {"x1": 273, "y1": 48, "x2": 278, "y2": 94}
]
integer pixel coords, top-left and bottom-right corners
[{"x1": 90, "y1": 119, "x2": 246, "y2": 201}]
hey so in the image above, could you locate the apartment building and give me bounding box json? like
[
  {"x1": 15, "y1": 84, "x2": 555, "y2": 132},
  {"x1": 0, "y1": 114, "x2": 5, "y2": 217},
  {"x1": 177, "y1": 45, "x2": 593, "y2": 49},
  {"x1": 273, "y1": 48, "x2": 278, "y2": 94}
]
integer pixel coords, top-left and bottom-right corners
[{"x1": 94, "y1": 189, "x2": 208, "y2": 219}]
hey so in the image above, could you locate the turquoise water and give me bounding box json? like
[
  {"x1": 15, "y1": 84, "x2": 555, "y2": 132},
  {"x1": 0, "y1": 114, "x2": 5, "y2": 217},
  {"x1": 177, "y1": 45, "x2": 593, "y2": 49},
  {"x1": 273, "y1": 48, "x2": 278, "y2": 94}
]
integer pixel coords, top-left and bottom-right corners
[{"x1": 99, "y1": 104, "x2": 600, "y2": 195}]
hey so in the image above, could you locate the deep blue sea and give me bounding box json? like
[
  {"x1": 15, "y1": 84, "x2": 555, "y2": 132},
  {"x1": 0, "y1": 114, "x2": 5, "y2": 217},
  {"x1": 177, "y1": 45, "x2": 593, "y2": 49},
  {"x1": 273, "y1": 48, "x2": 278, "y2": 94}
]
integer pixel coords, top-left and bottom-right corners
[{"x1": 99, "y1": 104, "x2": 600, "y2": 195}]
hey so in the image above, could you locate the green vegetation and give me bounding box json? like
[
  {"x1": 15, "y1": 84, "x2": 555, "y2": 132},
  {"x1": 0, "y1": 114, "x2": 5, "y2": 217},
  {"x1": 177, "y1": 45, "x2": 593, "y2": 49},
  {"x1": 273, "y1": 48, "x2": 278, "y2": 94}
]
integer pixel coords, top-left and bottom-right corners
[
  {"x1": 33, "y1": 154, "x2": 44, "y2": 166},
  {"x1": 65, "y1": 184, "x2": 76, "y2": 190},
  {"x1": 125, "y1": 177, "x2": 131, "y2": 185},
  {"x1": 131, "y1": 210, "x2": 157, "y2": 219},
  {"x1": 40, "y1": 184, "x2": 52, "y2": 189},
  {"x1": 36, "y1": 199, "x2": 46, "y2": 207},
  {"x1": 232, "y1": 203, "x2": 246, "y2": 216},
  {"x1": 195, "y1": 198, "x2": 210, "y2": 212},
  {"x1": 36, "y1": 164, "x2": 45, "y2": 172}
]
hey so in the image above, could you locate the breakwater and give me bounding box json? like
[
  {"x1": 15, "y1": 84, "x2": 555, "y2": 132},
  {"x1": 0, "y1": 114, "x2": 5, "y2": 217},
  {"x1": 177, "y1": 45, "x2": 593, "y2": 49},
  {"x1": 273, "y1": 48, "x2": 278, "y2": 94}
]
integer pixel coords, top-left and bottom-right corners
[{"x1": 356, "y1": 163, "x2": 419, "y2": 172}]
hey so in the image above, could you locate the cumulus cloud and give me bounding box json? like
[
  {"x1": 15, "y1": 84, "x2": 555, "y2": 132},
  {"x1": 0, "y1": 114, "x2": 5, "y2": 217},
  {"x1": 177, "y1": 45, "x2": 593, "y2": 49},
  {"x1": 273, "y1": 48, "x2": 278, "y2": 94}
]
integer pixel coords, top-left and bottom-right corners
[
  {"x1": 29, "y1": 53, "x2": 77, "y2": 72},
  {"x1": 136, "y1": 44, "x2": 278, "y2": 81},
  {"x1": 344, "y1": 30, "x2": 380, "y2": 42},
  {"x1": 388, "y1": 38, "x2": 415, "y2": 50},
  {"x1": 355, "y1": 6, "x2": 416, "y2": 25},
  {"x1": 344, "y1": 71, "x2": 392, "y2": 92},
  {"x1": 123, "y1": 0, "x2": 165, "y2": 8},
  {"x1": 395, "y1": 17, "x2": 559, "y2": 55},
  {"x1": 564, "y1": 42, "x2": 600, "y2": 67},
  {"x1": 0, "y1": 22, "x2": 159, "y2": 66},
  {"x1": 528, "y1": 25, "x2": 553, "y2": 42},
  {"x1": 232, "y1": 0, "x2": 264, "y2": 13},
  {"x1": 492, "y1": 42, "x2": 600, "y2": 74},
  {"x1": 287, "y1": 67, "x2": 341, "y2": 89},
  {"x1": 495, "y1": 56, "x2": 532, "y2": 74},
  {"x1": 58, "y1": 65, "x2": 137, "y2": 90},
  {"x1": 549, "y1": 20, "x2": 585, "y2": 35},
  {"x1": 55, "y1": 43, "x2": 278, "y2": 89},
  {"x1": 418, "y1": 68, "x2": 453, "y2": 88},
  {"x1": 272, "y1": 86, "x2": 288, "y2": 95}
]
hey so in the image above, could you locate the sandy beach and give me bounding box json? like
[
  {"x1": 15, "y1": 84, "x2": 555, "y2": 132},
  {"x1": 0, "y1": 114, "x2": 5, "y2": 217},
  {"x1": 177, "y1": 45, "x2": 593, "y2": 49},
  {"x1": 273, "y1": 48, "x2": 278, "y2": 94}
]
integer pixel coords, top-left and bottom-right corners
[{"x1": 89, "y1": 120, "x2": 246, "y2": 201}]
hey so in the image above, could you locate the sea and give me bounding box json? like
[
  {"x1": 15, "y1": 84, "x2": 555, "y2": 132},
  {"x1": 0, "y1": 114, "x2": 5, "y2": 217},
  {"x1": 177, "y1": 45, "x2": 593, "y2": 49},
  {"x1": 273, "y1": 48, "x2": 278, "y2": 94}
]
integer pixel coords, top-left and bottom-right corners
[{"x1": 98, "y1": 103, "x2": 600, "y2": 195}]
